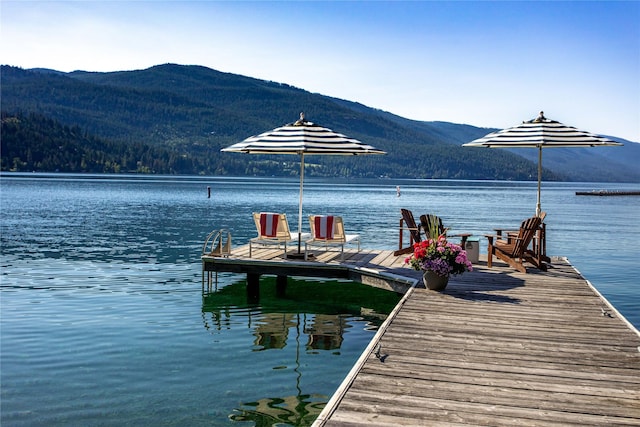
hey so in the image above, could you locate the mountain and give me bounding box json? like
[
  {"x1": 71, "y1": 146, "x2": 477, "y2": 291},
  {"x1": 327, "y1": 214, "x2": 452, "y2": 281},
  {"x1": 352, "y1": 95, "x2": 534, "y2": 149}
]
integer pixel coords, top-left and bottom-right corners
[
  {"x1": 504, "y1": 138, "x2": 640, "y2": 183},
  {"x1": 2, "y1": 64, "x2": 638, "y2": 182}
]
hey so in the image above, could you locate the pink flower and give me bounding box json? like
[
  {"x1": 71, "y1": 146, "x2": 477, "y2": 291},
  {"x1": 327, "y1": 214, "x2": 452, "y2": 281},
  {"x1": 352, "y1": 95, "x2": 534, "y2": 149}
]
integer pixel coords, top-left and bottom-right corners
[{"x1": 405, "y1": 235, "x2": 473, "y2": 278}]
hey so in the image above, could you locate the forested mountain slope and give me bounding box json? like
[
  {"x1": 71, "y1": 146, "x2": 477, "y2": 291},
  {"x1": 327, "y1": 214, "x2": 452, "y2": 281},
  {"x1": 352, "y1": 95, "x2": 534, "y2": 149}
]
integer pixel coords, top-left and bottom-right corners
[{"x1": 2, "y1": 64, "x2": 637, "y2": 181}]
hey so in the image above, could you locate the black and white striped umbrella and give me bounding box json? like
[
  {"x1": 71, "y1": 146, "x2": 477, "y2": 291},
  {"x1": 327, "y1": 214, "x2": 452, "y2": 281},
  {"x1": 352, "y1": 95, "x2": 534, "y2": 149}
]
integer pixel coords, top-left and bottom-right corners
[
  {"x1": 222, "y1": 113, "x2": 386, "y2": 255},
  {"x1": 463, "y1": 112, "x2": 622, "y2": 215}
]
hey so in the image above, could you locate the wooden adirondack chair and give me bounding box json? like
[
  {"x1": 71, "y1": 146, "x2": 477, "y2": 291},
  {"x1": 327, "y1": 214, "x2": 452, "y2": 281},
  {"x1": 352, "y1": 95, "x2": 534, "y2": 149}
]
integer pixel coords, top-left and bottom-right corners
[
  {"x1": 419, "y1": 214, "x2": 471, "y2": 250},
  {"x1": 486, "y1": 216, "x2": 547, "y2": 273},
  {"x1": 419, "y1": 214, "x2": 446, "y2": 239},
  {"x1": 394, "y1": 209, "x2": 423, "y2": 256},
  {"x1": 494, "y1": 212, "x2": 550, "y2": 267}
]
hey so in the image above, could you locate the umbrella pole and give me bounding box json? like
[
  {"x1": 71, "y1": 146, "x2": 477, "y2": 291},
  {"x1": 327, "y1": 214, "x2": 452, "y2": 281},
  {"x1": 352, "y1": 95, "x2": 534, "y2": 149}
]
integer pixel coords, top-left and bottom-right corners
[
  {"x1": 298, "y1": 153, "x2": 304, "y2": 254},
  {"x1": 536, "y1": 146, "x2": 542, "y2": 217}
]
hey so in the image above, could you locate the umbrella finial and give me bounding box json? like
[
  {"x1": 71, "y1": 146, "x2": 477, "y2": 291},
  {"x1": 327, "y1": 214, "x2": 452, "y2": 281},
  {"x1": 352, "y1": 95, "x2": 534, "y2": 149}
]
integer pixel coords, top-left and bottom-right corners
[{"x1": 294, "y1": 112, "x2": 305, "y2": 126}]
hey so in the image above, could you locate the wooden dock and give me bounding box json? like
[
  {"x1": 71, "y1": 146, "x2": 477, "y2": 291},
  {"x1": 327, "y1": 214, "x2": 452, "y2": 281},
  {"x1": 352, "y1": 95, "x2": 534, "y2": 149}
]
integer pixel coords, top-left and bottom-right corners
[
  {"x1": 576, "y1": 190, "x2": 640, "y2": 196},
  {"x1": 202, "y1": 243, "x2": 424, "y2": 294},
  {"x1": 201, "y1": 244, "x2": 640, "y2": 426}
]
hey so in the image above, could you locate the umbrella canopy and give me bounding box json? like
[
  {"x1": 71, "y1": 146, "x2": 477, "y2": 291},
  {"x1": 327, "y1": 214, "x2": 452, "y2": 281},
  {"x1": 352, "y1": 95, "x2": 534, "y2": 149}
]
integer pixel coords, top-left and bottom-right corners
[
  {"x1": 463, "y1": 111, "x2": 622, "y2": 215},
  {"x1": 222, "y1": 113, "x2": 386, "y2": 255}
]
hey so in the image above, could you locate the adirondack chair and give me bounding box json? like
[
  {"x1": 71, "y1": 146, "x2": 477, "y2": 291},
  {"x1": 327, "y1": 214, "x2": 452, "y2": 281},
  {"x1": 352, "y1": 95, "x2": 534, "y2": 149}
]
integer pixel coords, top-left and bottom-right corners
[
  {"x1": 494, "y1": 212, "x2": 549, "y2": 266},
  {"x1": 486, "y1": 216, "x2": 547, "y2": 273},
  {"x1": 394, "y1": 208, "x2": 423, "y2": 256},
  {"x1": 419, "y1": 214, "x2": 471, "y2": 250},
  {"x1": 419, "y1": 214, "x2": 446, "y2": 239}
]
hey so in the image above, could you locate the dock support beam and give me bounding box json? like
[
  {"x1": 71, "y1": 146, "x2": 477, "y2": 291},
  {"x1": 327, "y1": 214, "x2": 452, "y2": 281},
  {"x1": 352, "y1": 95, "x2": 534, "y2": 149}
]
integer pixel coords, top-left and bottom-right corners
[
  {"x1": 276, "y1": 275, "x2": 287, "y2": 296},
  {"x1": 247, "y1": 273, "x2": 260, "y2": 303},
  {"x1": 246, "y1": 274, "x2": 287, "y2": 301}
]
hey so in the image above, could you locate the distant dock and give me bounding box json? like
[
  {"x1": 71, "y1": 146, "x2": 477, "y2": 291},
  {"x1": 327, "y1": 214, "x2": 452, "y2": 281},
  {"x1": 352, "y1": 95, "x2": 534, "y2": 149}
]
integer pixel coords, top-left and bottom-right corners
[
  {"x1": 576, "y1": 190, "x2": 640, "y2": 196},
  {"x1": 201, "y1": 244, "x2": 640, "y2": 426}
]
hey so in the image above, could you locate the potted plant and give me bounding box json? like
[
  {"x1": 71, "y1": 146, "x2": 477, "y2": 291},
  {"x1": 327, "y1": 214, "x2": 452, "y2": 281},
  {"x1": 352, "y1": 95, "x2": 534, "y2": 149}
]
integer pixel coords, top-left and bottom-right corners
[{"x1": 405, "y1": 235, "x2": 473, "y2": 291}]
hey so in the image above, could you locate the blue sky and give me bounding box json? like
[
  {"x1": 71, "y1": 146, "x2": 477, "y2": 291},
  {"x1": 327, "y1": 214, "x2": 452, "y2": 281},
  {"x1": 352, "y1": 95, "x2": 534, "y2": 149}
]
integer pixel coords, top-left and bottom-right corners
[{"x1": 2, "y1": 1, "x2": 639, "y2": 142}]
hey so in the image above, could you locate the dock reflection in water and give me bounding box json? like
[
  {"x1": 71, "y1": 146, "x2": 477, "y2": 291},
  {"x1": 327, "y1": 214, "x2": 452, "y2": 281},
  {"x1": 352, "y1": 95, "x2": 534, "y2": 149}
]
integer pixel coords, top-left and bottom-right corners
[{"x1": 201, "y1": 276, "x2": 401, "y2": 426}]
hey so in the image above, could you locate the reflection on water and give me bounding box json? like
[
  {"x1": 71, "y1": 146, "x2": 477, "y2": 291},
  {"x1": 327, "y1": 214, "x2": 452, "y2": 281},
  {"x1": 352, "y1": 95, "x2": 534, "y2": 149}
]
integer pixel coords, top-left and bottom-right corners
[
  {"x1": 254, "y1": 313, "x2": 297, "y2": 351},
  {"x1": 305, "y1": 314, "x2": 346, "y2": 352},
  {"x1": 202, "y1": 277, "x2": 401, "y2": 426},
  {"x1": 245, "y1": 312, "x2": 347, "y2": 353},
  {"x1": 233, "y1": 312, "x2": 330, "y2": 426},
  {"x1": 231, "y1": 394, "x2": 326, "y2": 427}
]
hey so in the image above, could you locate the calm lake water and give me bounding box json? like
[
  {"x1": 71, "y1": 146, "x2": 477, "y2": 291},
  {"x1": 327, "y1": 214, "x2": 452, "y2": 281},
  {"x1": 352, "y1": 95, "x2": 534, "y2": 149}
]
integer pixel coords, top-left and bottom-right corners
[{"x1": 1, "y1": 173, "x2": 639, "y2": 426}]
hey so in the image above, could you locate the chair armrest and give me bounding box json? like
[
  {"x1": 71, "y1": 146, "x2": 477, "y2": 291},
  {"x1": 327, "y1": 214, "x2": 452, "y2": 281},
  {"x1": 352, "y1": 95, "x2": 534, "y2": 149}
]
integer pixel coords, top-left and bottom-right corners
[
  {"x1": 485, "y1": 233, "x2": 525, "y2": 245},
  {"x1": 494, "y1": 228, "x2": 518, "y2": 237},
  {"x1": 449, "y1": 232, "x2": 471, "y2": 238},
  {"x1": 344, "y1": 234, "x2": 360, "y2": 243}
]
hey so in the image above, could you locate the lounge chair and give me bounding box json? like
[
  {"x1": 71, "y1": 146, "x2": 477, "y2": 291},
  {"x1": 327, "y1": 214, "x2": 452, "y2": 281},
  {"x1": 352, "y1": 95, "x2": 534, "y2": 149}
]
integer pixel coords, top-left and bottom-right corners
[
  {"x1": 394, "y1": 208, "x2": 423, "y2": 256},
  {"x1": 486, "y1": 216, "x2": 547, "y2": 273},
  {"x1": 419, "y1": 214, "x2": 471, "y2": 250},
  {"x1": 250, "y1": 212, "x2": 296, "y2": 259},
  {"x1": 304, "y1": 215, "x2": 360, "y2": 261}
]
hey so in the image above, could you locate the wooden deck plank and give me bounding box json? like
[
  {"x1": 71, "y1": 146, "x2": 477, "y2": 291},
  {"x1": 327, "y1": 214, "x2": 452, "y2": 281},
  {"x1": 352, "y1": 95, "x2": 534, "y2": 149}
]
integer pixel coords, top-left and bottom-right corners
[
  {"x1": 201, "y1": 245, "x2": 640, "y2": 426},
  {"x1": 314, "y1": 260, "x2": 640, "y2": 426},
  {"x1": 330, "y1": 389, "x2": 639, "y2": 426}
]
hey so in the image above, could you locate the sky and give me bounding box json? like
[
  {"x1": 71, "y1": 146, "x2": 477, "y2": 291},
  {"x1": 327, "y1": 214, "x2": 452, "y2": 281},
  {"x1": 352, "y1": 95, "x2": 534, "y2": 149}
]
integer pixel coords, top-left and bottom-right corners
[{"x1": 2, "y1": 1, "x2": 639, "y2": 142}]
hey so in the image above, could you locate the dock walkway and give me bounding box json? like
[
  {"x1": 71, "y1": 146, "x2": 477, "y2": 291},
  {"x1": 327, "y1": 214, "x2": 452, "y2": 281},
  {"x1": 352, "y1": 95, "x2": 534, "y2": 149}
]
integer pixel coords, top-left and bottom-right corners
[{"x1": 201, "y1": 245, "x2": 640, "y2": 426}]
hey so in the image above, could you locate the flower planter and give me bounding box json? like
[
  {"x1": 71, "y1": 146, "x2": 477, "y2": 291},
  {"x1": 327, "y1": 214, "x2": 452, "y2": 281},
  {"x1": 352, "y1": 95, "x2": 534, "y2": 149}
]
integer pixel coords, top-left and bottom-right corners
[
  {"x1": 406, "y1": 235, "x2": 472, "y2": 289},
  {"x1": 422, "y1": 271, "x2": 449, "y2": 291}
]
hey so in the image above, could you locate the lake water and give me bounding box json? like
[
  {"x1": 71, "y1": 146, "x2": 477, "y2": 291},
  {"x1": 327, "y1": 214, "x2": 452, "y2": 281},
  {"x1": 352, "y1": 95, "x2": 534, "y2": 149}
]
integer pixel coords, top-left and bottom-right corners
[{"x1": 1, "y1": 173, "x2": 639, "y2": 426}]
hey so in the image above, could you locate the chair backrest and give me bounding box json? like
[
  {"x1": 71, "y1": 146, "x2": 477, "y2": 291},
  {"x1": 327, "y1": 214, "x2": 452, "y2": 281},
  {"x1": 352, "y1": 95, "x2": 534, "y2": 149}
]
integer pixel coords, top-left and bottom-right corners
[
  {"x1": 253, "y1": 212, "x2": 291, "y2": 241},
  {"x1": 419, "y1": 214, "x2": 446, "y2": 239},
  {"x1": 309, "y1": 215, "x2": 346, "y2": 242},
  {"x1": 400, "y1": 208, "x2": 422, "y2": 243},
  {"x1": 510, "y1": 216, "x2": 542, "y2": 257}
]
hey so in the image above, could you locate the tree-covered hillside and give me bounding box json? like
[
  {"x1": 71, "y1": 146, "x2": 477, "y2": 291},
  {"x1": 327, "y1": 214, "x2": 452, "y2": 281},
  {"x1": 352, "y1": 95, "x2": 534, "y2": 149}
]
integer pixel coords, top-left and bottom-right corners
[
  {"x1": 2, "y1": 112, "x2": 200, "y2": 174},
  {"x1": 2, "y1": 64, "x2": 637, "y2": 181}
]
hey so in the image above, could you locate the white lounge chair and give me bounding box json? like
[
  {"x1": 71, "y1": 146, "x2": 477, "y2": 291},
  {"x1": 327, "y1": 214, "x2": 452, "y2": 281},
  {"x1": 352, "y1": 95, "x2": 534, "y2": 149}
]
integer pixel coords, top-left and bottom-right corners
[
  {"x1": 304, "y1": 215, "x2": 360, "y2": 261},
  {"x1": 250, "y1": 212, "x2": 296, "y2": 259}
]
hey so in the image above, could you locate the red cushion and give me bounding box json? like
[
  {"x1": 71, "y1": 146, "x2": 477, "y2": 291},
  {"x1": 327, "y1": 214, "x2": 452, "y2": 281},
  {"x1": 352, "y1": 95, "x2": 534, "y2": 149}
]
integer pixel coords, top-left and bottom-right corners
[
  {"x1": 314, "y1": 216, "x2": 335, "y2": 239},
  {"x1": 260, "y1": 213, "x2": 279, "y2": 237}
]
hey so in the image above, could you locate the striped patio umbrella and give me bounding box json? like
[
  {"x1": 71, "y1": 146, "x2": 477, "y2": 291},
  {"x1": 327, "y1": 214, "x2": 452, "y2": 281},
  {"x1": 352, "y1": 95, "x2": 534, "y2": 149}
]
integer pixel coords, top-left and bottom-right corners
[
  {"x1": 463, "y1": 112, "x2": 622, "y2": 216},
  {"x1": 222, "y1": 113, "x2": 386, "y2": 256}
]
